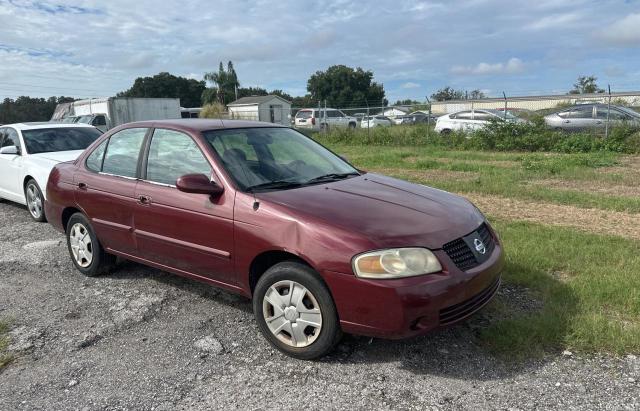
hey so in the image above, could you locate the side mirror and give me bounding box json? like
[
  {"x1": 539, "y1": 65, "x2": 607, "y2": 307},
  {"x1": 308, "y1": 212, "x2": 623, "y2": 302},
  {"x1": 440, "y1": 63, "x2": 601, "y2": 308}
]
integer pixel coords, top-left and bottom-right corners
[
  {"x1": 176, "y1": 173, "x2": 224, "y2": 196},
  {"x1": 0, "y1": 145, "x2": 19, "y2": 155}
]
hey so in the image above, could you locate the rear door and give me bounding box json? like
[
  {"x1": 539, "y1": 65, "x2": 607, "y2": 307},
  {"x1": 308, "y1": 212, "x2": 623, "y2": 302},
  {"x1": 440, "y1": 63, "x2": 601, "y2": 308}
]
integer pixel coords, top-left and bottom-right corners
[
  {"x1": 74, "y1": 127, "x2": 148, "y2": 252},
  {"x1": 134, "y1": 128, "x2": 235, "y2": 285},
  {"x1": 558, "y1": 106, "x2": 595, "y2": 131},
  {"x1": 0, "y1": 127, "x2": 25, "y2": 202}
]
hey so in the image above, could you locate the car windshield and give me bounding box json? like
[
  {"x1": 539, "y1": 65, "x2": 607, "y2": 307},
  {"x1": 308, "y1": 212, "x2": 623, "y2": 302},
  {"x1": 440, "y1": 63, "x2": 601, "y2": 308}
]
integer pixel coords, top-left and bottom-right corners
[
  {"x1": 203, "y1": 127, "x2": 359, "y2": 192},
  {"x1": 76, "y1": 115, "x2": 93, "y2": 124},
  {"x1": 22, "y1": 127, "x2": 102, "y2": 154},
  {"x1": 617, "y1": 106, "x2": 640, "y2": 118}
]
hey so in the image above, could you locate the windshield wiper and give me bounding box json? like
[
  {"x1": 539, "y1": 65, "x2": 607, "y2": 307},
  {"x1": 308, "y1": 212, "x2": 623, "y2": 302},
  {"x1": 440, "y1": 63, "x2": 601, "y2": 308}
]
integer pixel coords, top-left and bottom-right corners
[
  {"x1": 246, "y1": 180, "x2": 303, "y2": 192},
  {"x1": 305, "y1": 172, "x2": 360, "y2": 184}
]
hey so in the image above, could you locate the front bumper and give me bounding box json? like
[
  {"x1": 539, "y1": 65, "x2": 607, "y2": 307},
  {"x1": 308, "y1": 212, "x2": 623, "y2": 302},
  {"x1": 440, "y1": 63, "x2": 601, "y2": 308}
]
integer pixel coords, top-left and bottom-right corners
[{"x1": 322, "y1": 242, "x2": 504, "y2": 339}]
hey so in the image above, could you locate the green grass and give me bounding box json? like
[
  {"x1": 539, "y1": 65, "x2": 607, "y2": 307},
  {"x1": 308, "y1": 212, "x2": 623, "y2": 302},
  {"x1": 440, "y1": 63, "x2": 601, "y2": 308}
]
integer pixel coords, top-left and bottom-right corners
[
  {"x1": 326, "y1": 144, "x2": 640, "y2": 213},
  {"x1": 481, "y1": 220, "x2": 640, "y2": 357},
  {"x1": 0, "y1": 320, "x2": 12, "y2": 369}
]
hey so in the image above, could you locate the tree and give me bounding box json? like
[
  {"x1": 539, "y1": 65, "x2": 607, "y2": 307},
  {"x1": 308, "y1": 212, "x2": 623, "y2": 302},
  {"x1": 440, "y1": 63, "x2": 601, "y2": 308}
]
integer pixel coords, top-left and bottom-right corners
[
  {"x1": 117, "y1": 72, "x2": 205, "y2": 107},
  {"x1": 469, "y1": 89, "x2": 486, "y2": 99},
  {"x1": 203, "y1": 61, "x2": 240, "y2": 105},
  {"x1": 307, "y1": 65, "x2": 385, "y2": 108},
  {"x1": 199, "y1": 102, "x2": 226, "y2": 119},
  {"x1": 570, "y1": 76, "x2": 604, "y2": 94},
  {"x1": 0, "y1": 96, "x2": 74, "y2": 123},
  {"x1": 430, "y1": 87, "x2": 465, "y2": 101},
  {"x1": 394, "y1": 99, "x2": 421, "y2": 106}
]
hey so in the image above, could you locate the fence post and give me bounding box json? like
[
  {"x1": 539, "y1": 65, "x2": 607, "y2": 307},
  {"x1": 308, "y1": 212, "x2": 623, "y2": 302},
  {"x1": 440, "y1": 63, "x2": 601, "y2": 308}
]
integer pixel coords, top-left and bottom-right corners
[
  {"x1": 503, "y1": 92, "x2": 508, "y2": 120},
  {"x1": 605, "y1": 84, "x2": 611, "y2": 139}
]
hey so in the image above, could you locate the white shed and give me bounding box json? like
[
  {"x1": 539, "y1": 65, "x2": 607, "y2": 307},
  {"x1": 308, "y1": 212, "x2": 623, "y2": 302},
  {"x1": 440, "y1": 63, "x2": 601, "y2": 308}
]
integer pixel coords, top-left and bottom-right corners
[{"x1": 227, "y1": 95, "x2": 292, "y2": 125}]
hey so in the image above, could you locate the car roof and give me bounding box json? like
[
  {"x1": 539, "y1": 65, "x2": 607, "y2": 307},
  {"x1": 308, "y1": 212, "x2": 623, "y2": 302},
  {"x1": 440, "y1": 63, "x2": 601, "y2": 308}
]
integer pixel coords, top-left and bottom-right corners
[
  {"x1": 118, "y1": 119, "x2": 287, "y2": 133},
  {"x1": 3, "y1": 122, "x2": 97, "y2": 131}
]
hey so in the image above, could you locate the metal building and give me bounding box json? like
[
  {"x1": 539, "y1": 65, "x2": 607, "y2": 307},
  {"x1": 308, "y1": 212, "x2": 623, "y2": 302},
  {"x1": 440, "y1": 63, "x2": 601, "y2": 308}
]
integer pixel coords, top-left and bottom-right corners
[
  {"x1": 430, "y1": 91, "x2": 640, "y2": 114},
  {"x1": 227, "y1": 95, "x2": 292, "y2": 125}
]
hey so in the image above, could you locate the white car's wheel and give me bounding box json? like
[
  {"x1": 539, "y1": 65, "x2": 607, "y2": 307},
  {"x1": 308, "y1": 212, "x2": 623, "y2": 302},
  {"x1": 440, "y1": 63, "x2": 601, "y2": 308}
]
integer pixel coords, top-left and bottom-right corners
[{"x1": 25, "y1": 179, "x2": 46, "y2": 222}]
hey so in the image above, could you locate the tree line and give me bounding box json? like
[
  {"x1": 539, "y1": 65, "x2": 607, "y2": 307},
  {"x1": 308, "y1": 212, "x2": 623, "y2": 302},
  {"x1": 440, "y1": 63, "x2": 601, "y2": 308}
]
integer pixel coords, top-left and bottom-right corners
[{"x1": 0, "y1": 69, "x2": 608, "y2": 123}]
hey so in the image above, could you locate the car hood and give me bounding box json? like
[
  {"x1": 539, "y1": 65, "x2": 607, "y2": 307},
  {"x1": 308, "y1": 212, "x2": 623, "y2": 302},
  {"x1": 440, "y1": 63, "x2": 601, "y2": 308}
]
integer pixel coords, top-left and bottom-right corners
[
  {"x1": 29, "y1": 150, "x2": 84, "y2": 163},
  {"x1": 257, "y1": 173, "x2": 484, "y2": 249}
]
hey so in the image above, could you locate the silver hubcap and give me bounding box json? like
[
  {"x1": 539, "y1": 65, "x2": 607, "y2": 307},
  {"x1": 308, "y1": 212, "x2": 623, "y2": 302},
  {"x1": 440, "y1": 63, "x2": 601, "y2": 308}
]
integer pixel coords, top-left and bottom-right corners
[
  {"x1": 26, "y1": 184, "x2": 42, "y2": 218},
  {"x1": 69, "y1": 223, "x2": 93, "y2": 268},
  {"x1": 263, "y1": 280, "x2": 322, "y2": 348}
]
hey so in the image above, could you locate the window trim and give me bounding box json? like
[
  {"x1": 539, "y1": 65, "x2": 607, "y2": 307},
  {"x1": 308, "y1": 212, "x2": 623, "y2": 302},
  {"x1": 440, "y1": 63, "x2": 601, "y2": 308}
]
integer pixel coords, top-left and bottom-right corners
[{"x1": 140, "y1": 127, "x2": 214, "y2": 188}]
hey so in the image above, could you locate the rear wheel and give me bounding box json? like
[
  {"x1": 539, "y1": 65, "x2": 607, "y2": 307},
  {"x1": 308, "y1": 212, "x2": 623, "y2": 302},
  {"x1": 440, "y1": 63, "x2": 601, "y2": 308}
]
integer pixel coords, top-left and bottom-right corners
[
  {"x1": 66, "y1": 213, "x2": 115, "y2": 276},
  {"x1": 440, "y1": 128, "x2": 452, "y2": 135},
  {"x1": 320, "y1": 123, "x2": 330, "y2": 132},
  {"x1": 25, "y1": 179, "x2": 46, "y2": 222},
  {"x1": 253, "y1": 261, "x2": 342, "y2": 359},
  {"x1": 348, "y1": 122, "x2": 356, "y2": 129}
]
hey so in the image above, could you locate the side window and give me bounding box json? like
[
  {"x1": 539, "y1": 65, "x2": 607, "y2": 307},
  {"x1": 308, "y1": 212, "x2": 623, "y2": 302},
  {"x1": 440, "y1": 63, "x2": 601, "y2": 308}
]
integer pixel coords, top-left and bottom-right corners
[
  {"x1": 3, "y1": 128, "x2": 21, "y2": 150},
  {"x1": 561, "y1": 106, "x2": 593, "y2": 119},
  {"x1": 146, "y1": 129, "x2": 212, "y2": 185},
  {"x1": 596, "y1": 108, "x2": 627, "y2": 120},
  {"x1": 473, "y1": 111, "x2": 493, "y2": 121},
  {"x1": 0, "y1": 128, "x2": 5, "y2": 147},
  {"x1": 336, "y1": 111, "x2": 345, "y2": 118},
  {"x1": 452, "y1": 111, "x2": 472, "y2": 120},
  {"x1": 102, "y1": 128, "x2": 147, "y2": 178},
  {"x1": 85, "y1": 139, "x2": 108, "y2": 172},
  {"x1": 93, "y1": 115, "x2": 107, "y2": 126}
]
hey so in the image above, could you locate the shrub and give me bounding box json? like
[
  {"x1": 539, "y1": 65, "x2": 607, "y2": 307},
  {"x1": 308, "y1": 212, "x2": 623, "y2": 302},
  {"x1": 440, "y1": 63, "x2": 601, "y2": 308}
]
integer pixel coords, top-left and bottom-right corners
[
  {"x1": 199, "y1": 102, "x2": 227, "y2": 119},
  {"x1": 310, "y1": 121, "x2": 640, "y2": 154}
]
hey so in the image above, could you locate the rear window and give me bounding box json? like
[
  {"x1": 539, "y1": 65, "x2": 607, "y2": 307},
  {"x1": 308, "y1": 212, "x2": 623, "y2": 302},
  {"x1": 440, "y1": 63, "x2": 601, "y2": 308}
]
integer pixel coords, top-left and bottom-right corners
[
  {"x1": 296, "y1": 110, "x2": 314, "y2": 119},
  {"x1": 22, "y1": 127, "x2": 102, "y2": 154}
]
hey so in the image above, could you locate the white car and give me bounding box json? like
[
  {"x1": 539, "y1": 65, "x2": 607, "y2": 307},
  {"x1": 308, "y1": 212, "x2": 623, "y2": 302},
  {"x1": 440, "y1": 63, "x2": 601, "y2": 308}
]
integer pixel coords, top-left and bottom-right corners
[
  {"x1": 294, "y1": 108, "x2": 358, "y2": 130},
  {"x1": 434, "y1": 109, "x2": 520, "y2": 134},
  {"x1": 0, "y1": 122, "x2": 102, "y2": 221},
  {"x1": 360, "y1": 115, "x2": 393, "y2": 128}
]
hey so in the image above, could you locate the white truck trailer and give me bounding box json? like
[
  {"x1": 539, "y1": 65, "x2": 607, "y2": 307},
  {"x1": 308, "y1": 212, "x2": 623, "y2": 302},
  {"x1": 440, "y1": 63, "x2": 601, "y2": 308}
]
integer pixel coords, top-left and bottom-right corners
[{"x1": 52, "y1": 97, "x2": 182, "y2": 132}]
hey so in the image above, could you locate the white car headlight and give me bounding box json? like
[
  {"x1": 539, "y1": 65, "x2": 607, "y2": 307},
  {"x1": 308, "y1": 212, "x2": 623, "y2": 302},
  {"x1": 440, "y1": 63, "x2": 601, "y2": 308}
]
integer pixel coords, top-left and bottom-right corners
[{"x1": 352, "y1": 248, "x2": 442, "y2": 279}]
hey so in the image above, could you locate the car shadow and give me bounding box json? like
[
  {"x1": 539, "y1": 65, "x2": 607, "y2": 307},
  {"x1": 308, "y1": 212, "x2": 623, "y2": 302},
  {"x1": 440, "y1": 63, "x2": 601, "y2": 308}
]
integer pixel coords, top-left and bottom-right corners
[{"x1": 102, "y1": 259, "x2": 577, "y2": 381}]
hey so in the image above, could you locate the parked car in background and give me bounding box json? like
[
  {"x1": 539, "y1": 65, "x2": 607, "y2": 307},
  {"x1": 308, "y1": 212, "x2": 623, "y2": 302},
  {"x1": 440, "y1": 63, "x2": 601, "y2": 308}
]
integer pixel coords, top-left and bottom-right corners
[
  {"x1": 404, "y1": 111, "x2": 439, "y2": 125},
  {"x1": 435, "y1": 109, "x2": 521, "y2": 134},
  {"x1": 0, "y1": 122, "x2": 102, "y2": 221},
  {"x1": 544, "y1": 104, "x2": 640, "y2": 131},
  {"x1": 294, "y1": 108, "x2": 358, "y2": 130},
  {"x1": 360, "y1": 115, "x2": 393, "y2": 128},
  {"x1": 46, "y1": 119, "x2": 503, "y2": 359}
]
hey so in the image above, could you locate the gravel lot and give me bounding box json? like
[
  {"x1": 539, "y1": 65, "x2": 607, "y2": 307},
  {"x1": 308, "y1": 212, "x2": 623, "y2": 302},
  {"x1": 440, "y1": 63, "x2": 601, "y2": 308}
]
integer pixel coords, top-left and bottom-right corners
[{"x1": 0, "y1": 200, "x2": 638, "y2": 410}]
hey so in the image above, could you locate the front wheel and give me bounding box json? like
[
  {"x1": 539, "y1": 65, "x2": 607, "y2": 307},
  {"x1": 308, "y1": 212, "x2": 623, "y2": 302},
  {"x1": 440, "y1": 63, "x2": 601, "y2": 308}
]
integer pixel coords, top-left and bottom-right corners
[
  {"x1": 66, "y1": 213, "x2": 116, "y2": 276},
  {"x1": 25, "y1": 179, "x2": 46, "y2": 222},
  {"x1": 253, "y1": 261, "x2": 342, "y2": 360}
]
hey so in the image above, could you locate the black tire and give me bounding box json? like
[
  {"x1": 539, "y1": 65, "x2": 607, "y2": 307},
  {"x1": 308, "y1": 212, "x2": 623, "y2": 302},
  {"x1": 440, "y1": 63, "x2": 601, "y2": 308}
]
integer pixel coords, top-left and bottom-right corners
[
  {"x1": 348, "y1": 122, "x2": 356, "y2": 129},
  {"x1": 24, "y1": 179, "x2": 46, "y2": 222},
  {"x1": 65, "y1": 213, "x2": 115, "y2": 277},
  {"x1": 253, "y1": 261, "x2": 342, "y2": 360},
  {"x1": 320, "y1": 123, "x2": 329, "y2": 132},
  {"x1": 440, "y1": 128, "x2": 452, "y2": 135}
]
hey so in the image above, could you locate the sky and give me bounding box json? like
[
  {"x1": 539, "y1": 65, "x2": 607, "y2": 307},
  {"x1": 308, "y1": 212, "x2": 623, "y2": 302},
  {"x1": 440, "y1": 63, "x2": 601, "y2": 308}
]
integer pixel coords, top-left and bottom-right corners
[{"x1": 0, "y1": 0, "x2": 639, "y2": 106}]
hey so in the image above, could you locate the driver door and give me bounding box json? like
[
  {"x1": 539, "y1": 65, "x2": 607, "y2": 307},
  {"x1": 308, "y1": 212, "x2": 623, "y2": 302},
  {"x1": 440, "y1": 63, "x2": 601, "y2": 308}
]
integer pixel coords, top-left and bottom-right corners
[
  {"x1": 0, "y1": 127, "x2": 25, "y2": 202},
  {"x1": 134, "y1": 128, "x2": 236, "y2": 286}
]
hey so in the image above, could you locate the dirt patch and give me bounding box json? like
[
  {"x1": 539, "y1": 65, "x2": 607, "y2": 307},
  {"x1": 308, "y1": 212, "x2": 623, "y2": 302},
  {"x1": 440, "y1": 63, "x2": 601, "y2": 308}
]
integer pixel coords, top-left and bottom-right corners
[
  {"x1": 371, "y1": 167, "x2": 479, "y2": 182},
  {"x1": 531, "y1": 178, "x2": 640, "y2": 198},
  {"x1": 466, "y1": 193, "x2": 640, "y2": 241},
  {"x1": 598, "y1": 155, "x2": 640, "y2": 181}
]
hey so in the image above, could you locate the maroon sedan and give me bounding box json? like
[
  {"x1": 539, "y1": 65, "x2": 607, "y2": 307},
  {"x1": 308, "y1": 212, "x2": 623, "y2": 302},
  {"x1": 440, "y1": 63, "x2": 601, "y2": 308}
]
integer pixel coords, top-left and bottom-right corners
[{"x1": 46, "y1": 119, "x2": 503, "y2": 359}]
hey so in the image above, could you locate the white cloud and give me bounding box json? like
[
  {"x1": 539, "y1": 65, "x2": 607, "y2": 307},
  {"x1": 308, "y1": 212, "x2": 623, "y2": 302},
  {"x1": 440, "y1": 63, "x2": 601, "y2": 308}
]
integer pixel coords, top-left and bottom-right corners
[
  {"x1": 401, "y1": 82, "x2": 420, "y2": 89},
  {"x1": 451, "y1": 58, "x2": 525, "y2": 75},
  {"x1": 598, "y1": 13, "x2": 640, "y2": 46},
  {"x1": 526, "y1": 13, "x2": 581, "y2": 30}
]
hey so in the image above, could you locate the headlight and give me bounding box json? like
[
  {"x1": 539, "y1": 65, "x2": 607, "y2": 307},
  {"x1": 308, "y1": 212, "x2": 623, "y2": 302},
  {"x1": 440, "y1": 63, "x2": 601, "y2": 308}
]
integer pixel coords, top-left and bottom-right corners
[{"x1": 352, "y1": 248, "x2": 442, "y2": 279}]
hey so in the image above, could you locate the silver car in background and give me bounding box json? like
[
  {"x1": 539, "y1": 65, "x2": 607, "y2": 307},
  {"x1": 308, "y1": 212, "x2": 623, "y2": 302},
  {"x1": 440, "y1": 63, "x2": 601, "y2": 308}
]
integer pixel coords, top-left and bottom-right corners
[{"x1": 544, "y1": 104, "x2": 640, "y2": 131}]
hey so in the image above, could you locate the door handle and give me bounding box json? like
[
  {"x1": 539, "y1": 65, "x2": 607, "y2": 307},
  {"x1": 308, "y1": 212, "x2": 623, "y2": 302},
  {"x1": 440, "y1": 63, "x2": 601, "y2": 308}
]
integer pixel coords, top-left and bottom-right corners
[
  {"x1": 138, "y1": 195, "x2": 151, "y2": 205},
  {"x1": 563, "y1": 120, "x2": 570, "y2": 123},
  {"x1": 77, "y1": 182, "x2": 87, "y2": 190},
  {"x1": 596, "y1": 120, "x2": 603, "y2": 124}
]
